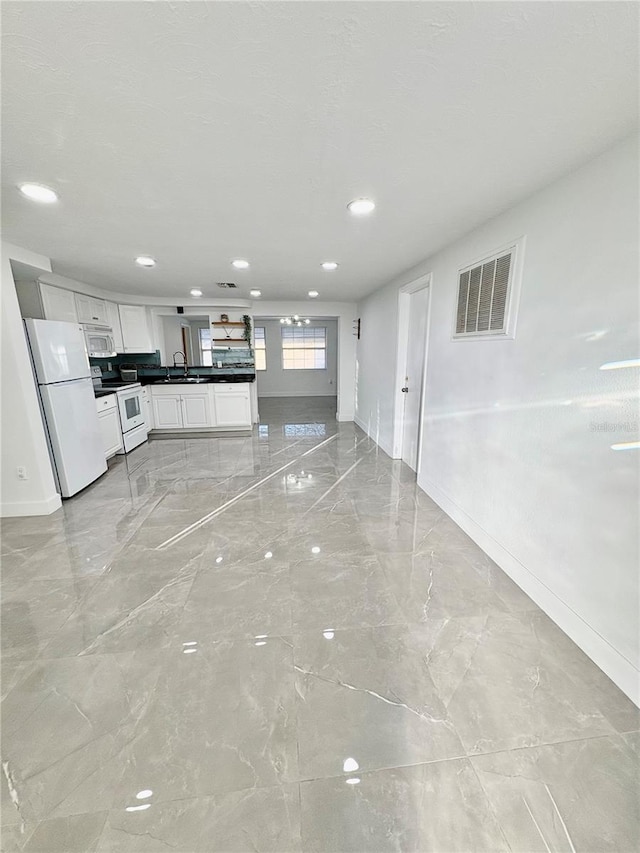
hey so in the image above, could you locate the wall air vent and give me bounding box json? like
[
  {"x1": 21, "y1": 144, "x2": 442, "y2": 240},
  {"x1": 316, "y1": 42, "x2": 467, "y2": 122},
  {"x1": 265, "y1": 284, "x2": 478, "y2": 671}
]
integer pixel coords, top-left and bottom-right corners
[
  {"x1": 453, "y1": 239, "x2": 524, "y2": 340},
  {"x1": 216, "y1": 282, "x2": 237, "y2": 289}
]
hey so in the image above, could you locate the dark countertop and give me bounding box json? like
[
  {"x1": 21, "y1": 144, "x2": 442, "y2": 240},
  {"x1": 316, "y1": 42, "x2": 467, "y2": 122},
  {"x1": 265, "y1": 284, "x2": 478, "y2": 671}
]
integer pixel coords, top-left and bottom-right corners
[{"x1": 99, "y1": 374, "x2": 255, "y2": 387}]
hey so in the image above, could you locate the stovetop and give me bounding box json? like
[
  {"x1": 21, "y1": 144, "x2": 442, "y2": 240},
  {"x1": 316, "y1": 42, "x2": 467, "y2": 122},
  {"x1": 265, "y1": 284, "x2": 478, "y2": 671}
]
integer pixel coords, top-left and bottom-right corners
[{"x1": 93, "y1": 383, "x2": 139, "y2": 398}]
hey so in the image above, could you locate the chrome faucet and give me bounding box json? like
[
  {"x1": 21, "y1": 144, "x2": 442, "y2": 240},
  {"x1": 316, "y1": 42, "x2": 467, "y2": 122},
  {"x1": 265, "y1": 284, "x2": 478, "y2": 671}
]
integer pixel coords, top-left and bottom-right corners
[{"x1": 172, "y1": 351, "x2": 188, "y2": 376}]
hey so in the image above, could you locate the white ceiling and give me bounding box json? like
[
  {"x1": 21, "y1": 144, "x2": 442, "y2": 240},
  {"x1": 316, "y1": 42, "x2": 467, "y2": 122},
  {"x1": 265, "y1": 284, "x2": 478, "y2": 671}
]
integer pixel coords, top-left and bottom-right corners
[{"x1": 2, "y1": 1, "x2": 637, "y2": 302}]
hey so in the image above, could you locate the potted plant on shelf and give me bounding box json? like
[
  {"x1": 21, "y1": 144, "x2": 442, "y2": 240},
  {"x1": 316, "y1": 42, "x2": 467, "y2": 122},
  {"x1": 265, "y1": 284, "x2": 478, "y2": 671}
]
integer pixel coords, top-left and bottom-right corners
[{"x1": 242, "y1": 314, "x2": 252, "y2": 349}]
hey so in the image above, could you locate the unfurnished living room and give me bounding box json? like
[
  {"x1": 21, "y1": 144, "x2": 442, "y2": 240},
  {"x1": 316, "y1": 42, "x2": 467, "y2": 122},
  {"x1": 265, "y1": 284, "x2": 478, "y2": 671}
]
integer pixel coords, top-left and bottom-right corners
[{"x1": 0, "y1": 2, "x2": 638, "y2": 851}]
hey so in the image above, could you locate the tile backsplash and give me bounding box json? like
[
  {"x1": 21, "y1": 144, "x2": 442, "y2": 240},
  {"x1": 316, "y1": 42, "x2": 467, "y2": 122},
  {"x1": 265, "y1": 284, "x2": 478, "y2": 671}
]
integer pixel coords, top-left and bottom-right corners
[{"x1": 90, "y1": 349, "x2": 255, "y2": 380}]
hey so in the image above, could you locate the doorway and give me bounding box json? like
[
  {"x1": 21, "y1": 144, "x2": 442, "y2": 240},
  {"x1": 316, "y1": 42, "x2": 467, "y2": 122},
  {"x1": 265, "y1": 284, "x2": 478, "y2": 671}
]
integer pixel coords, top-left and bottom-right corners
[{"x1": 392, "y1": 275, "x2": 431, "y2": 472}]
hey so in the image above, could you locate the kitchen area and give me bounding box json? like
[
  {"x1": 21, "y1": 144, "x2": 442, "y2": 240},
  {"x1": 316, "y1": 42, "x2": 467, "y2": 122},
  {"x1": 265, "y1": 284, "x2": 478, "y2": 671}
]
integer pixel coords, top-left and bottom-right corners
[{"x1": 16, "y1": 277, "x2": 256, "y2": 500}]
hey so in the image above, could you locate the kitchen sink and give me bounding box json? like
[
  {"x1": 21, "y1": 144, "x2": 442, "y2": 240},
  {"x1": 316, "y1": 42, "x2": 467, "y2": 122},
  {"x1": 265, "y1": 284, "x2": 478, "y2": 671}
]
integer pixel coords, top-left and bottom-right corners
[{"x1": 154, "y1": 377, "x2": 208, "y2": 384}]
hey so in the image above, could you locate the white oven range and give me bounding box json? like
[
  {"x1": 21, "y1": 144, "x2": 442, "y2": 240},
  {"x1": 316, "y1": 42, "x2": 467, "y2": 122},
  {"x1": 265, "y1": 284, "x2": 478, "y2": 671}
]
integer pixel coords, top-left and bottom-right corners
[{"x1": 115, "y1": 384, "x2": 147, "y2": 453}]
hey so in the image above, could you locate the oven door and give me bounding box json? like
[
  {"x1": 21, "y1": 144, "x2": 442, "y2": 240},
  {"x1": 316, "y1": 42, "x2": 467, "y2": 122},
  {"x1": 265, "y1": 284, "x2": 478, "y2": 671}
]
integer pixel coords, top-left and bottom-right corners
[
  {"x1": 117, "y1": 389, "x2": 146, "y2": 432},
  {"x1": 85, "y1": 330, "x2": 116, "y2": 357}
]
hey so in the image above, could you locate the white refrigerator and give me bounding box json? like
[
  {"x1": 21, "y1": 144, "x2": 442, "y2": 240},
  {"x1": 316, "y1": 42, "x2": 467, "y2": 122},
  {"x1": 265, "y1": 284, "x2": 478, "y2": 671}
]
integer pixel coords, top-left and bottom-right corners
[{"x1": 25, "y1": 319, "x2": 107, "y2": 497}]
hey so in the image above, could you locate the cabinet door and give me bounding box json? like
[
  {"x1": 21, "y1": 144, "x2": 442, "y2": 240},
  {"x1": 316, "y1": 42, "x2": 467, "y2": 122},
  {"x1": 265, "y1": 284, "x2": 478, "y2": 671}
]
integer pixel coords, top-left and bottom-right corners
[
  {"x1": 90, "y1": 297, "x2": 109, "y2": 325},
  {"x1": 75, "y1": 294, "x2": 108, "y2": 324},
  {"x1": 105, "y1": 302, "x2": 124, "y2": 351},
  {"x1": 181, "y1": 393, "x2": 211, "y2": 428},
  {"x1": 119, "y1": 305, "x2": 154, "y2": 352},
  {"x1": 152, "y1": 395, "x2": 182, "y2": 429},
  {"x1": 213, "y1": 391, "x2": 251, "y2": 427},
  {"x1": 142, "y1": 390, "x2": 154, "y2": 432},
  {"x1": 98, "y1": 408, "x2": 123, "y2": 458},
  {"x1": 40, "y1": 285, "x2": 78, "y2": 322}
]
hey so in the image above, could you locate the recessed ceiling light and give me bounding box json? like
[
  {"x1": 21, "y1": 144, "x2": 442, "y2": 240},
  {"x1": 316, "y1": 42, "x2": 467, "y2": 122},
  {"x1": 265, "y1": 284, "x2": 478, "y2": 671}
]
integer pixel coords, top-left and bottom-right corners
[
  {"x1": 308, "y1": 290, "x2": 319, "y2": 298},
  {"x1": 321, "y1": 262, "x2": 339, "y2": 271},
  {"x1": 347, "y1": 198, "x2": 375, "y2": 215},
  {"x1": 231, "y1": 259, "x2": 249, "y2": 269},
  {"x1": 135, "y1": 256, "x2": 156, "y2": 267},
  {"x1": 250, "y1": 289, "x2": 261, "y2": 297},
  {"x1": 190, "y1": 289, "x2": 202, "y2": 297},
  {"x1": 18, "y1": 183, "x2": 58, "y2": 203}
]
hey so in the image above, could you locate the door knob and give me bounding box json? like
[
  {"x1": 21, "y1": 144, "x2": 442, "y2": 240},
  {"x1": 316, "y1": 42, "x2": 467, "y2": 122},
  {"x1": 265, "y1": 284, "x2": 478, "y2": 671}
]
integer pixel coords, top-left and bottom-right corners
[{"x1": 401, "y1": 386, "x2": 409, "y2": 393}]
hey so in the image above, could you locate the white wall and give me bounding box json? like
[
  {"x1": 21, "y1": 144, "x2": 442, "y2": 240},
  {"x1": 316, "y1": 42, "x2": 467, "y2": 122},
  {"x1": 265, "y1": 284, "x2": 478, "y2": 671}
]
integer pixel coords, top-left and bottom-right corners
[
  {"x1": 1, "y1": 243, "x2": 61, "y2": 517},
  {"x1": 255, "y1": 301, "x2": 357, "y2": 421},
  {"x1": 355, "y1": 134, "x2": 640, "y2": 704},
  {"x1": 161, "y1": 315, "x2": 200, "y2": 365},
  {"x1": 255, "y1": 318, "x2": 338, "y2": 398}
]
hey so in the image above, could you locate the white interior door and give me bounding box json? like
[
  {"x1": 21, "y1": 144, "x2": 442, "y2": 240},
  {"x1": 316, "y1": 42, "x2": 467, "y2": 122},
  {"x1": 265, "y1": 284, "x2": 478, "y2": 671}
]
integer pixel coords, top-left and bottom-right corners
[{"x1": 401, "y1": 287, "x2": 429, "y2": 471}]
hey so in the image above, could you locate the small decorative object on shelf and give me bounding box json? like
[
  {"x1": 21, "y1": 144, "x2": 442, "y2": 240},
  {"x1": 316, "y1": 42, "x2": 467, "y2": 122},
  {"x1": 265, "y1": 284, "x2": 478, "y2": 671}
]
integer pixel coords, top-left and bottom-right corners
[
  {"x1": 211, "y1": 316, "x2": 252, "y2": 347},
  {"x1": 220, "y1": 313, "x2": 229, "y2": 322},
  {"x1": 280, "y1": 314, "x2": 311, "y2": 326}
]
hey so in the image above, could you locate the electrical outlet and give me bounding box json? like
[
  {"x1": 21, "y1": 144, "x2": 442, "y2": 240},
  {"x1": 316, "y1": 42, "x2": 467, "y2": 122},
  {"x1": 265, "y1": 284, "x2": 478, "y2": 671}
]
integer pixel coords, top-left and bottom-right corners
[
  {"x1": 107, "y1": 361, "x2": 113, "y2": 371},
  {"x1": 17, "y1": 467, "x2": 28, "y2": 480}
]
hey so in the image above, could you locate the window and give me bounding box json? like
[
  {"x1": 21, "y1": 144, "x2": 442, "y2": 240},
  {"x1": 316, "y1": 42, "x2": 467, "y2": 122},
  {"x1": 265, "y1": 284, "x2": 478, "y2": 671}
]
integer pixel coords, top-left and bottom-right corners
[
  {"x1": 199, "y1": 328, "x2": 213, "y2": 365},
  {"x1": 454, "y1": 242, "x2": 522, "y2": 339},
  {"x1": 282, "y1": 326, "x2": 326, "y2": 370},
  {"x1": 254, "y1": 327, "x2": 266, "y2": 371}
]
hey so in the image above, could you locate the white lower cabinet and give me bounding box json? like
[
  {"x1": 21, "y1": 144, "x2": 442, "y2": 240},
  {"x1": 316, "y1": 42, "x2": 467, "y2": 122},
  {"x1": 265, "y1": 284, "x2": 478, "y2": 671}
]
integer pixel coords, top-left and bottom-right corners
[
  {"x1": 152, "y1": 395, "x2": 183, "y2": 429},
  {"x1": 182, "y1": 393, "x2": 211, "y2": 428},
  {"x1": 96, "y1": 396, "x2": 123, "y2": 458},
  {"x1": 213, "y1": 387, "x2": 252, "y2": 427},
  {"x1": 151, "y1": 392, "x2": 211, "y2": 429},
  {"x1": 150, "y1": 383, "x2": 251, "y2": 431},
  {"x1": 141, "y1": 387, "x2": 153, "y2": 432}
]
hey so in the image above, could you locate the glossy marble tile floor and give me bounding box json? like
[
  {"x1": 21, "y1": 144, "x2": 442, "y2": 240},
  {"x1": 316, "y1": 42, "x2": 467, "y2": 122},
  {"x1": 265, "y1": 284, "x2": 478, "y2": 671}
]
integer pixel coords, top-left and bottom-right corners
[{"x1": 2, "y1": 396, "x2": 638, "y2": 852}]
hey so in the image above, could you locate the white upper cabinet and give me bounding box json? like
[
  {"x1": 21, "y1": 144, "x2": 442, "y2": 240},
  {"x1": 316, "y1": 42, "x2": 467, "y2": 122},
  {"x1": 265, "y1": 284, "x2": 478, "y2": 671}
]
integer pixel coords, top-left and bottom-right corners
[
  {"x1": 118, "y1": 305, "x2": 154, "y2": 353},
  {"x1": 105, "y1": 301, "x2": 124, "y2": 352},
  {"x1": 40, "y1": 284, "x2": 79, "y2": 323},
  {"x1": 75, "y1": 293, "x2": 109, "y2": 325},
  {"x1": 15, "y1": 282, "x2": 79, "y2": 322}
]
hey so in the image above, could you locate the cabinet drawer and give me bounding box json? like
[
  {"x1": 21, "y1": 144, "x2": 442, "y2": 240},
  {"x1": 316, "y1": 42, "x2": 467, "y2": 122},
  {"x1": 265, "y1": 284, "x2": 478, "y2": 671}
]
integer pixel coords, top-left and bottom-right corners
[
  {"x1": 96, "y1": 395, "x2": 117, "y2": 413},
  {"x1": 214, "y1": 382, "x2": 249, "y2": 394}
]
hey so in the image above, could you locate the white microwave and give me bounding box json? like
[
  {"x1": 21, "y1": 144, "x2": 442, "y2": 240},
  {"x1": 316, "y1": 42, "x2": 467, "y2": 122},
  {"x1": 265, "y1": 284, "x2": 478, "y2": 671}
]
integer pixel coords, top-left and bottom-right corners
[{"x1": 83, "y1": 324, "x2": 116, "y2": 357}]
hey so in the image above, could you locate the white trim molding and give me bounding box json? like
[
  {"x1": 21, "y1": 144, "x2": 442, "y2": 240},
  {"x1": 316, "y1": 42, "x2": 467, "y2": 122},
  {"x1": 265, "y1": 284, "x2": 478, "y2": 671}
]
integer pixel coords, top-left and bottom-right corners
[
  {"x1": 420, "y1": 474, "x2": 640, "y2": 708},
  {"x1": 392, "y1": 273, "x2": 432, "y2": 460},
  {"x1": 1, "y1": 493, "x2": 61, "y2": 518}
]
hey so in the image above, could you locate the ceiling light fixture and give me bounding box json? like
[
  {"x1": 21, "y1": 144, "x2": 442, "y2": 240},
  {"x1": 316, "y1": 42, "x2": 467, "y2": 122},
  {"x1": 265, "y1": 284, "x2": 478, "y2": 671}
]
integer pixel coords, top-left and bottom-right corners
[
  {"x1": 347, "y1": 198, "x2": 375, "y2": 215},
  {"x1": 135, "y1": 256, "x2": 156, "y2": 267},
  {"x1": 18, "y1": 183, "x2": 58, "y2": 203},
  {"x1": 250, "y1": 289, "x2": 261, "y2": 297},
  {"x1": 190, "y1": 289, "x2": 203, "y2": 297},
  {"x1": 321, "y1": 262, "x2": 339, "y2": 271},
  {"x1": 308, "y1": 290, "x2": 319, "y2": 298},
  {"x1": 280, "y1": 314, "x2": 311, "y2": 327},
  {"x1": 231, "y1": 259, "x2": 249, "y2": 269}
]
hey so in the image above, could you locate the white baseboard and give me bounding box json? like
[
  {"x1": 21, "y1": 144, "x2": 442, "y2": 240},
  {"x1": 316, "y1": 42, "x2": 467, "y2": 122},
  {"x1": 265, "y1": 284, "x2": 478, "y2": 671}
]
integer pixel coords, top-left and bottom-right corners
[
  {"x1": 420, "y1": 475, "x2": 640, "y2": 708},
  {"x1": 354, "y1": 414, "x2": 394, "y2": 458},
  {"x1": 0, "y1": 492, "x2": 61, "y2": 518},
  {"x1": 337, "y1": 411, "x2": 354, "y2": 422},
  {"x1": 257, "y1": 391, "x2": 337, "y2": 398}
]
